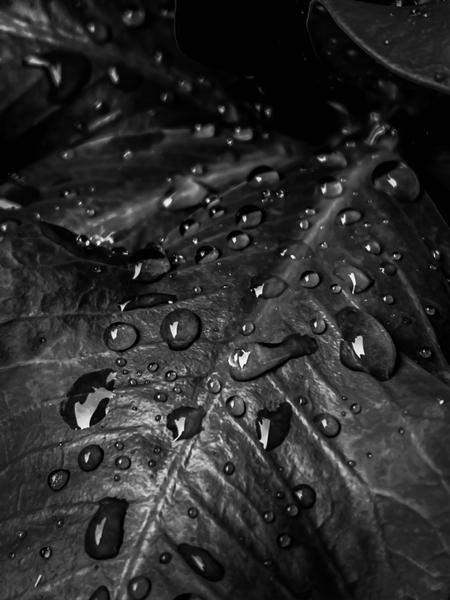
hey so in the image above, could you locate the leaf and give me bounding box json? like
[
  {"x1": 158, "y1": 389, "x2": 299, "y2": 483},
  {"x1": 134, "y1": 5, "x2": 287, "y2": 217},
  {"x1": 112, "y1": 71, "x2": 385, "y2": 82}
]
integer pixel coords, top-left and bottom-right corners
[
  {"x1": 308, "y1": 0, "x2": 450, "y2": 94},
  {"x1": 3, "y1": 114, "x2": 450, "y2": 599}
]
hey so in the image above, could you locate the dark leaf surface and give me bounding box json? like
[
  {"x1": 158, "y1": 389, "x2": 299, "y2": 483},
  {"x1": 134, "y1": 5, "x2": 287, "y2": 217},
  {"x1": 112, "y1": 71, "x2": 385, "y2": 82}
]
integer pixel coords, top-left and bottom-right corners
[{"x1": 309, "y1": 0, "x2": 450, "y2": 94}]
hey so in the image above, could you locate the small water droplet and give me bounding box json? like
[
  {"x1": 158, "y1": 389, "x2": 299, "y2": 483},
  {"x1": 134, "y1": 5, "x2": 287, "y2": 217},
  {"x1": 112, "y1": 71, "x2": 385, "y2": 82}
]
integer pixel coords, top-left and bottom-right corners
[
  {"x1": 115, "y1": 456, "x2": 131, "y2": 470},
  {"x1": 177, "y1": 543, "x2": 225, "y2": 582},
  {"x1": 247, "y1": 166, "x2": 280, "y2": 188},
  {"x1": 226, "y1": 230, "x2": 251, "y2": 250},
  {"x1": 78, "y1": 445, "x2": 104, "y2": 472},
  {"x1": 122, "y1": 7, "x2": 146, "y2": 27},
  {"x1": 165, "y1": 370, "x2": 177, "y2": 382},
  {"x1": 40, "y1": 546, "x2": 52, "y2": 559},
  {"x1": 89, "y1": 585, "x2": 111, "y2": 600},
  {"x1": 179, "y1": 219, "x2": 200, "y2": 237},
  {"x1": 286, "y1": 504, "x2": 299, "y2": 517},
  {"x1": 86, "y1": 19, "x2": 111, "y2": 44},
  {"x1": 104, "y1": 322, "x2": 138, "y2": 352},
  {"x1": 420, "y1": 347, "x2": 432, "y2": 358},
  {"x1": 300, "y1": 270, "x2": 321, "y2": 288},
  {"x1": 335, "y1": 208, "x2": 362, "y2": 226},
  {"x1": 350, "y1": 403, "x2": 361, "y2": 414},
  {"x1": 292, "y1": 484, "x2": 316, "y2": 509},
  {"x1": 313, "y1": 413, "x2": 341, "y2": 438},
  {"x1": 194, "y1": 123, "x2": 216, "y2": 138},
  {"x1": 47, "y1": 469, "x2": 70, "y2": 492},
  {"x1": 8, "y1": 552, "x2": 15, "y2": 560},
  {"x1": 57, "y1": 518, "x2": 64, "y2": 528},
  {"x1": 127, "y1": 575, "x2": 152, "y2": 599},
  {"x1": 235, "y1": 205, "x2": 263, "y2": 228},
  {"x1": 207, "y1": 378, "x2": 222, "y2": 393},
  {"x1": 159, "y1": 552, "x2": 172, "y2": 564},
  {"x1": 239, "y1": 321, "x2": 255, "y2": 336},
  {"x1": 383, "y1": 295, "x2": 394, "y2": 304},
  {"x1": 17, "y1": 530, "x2": 27, "y2": 541},
  {"x1": 426, "y1": 306, "x2": 436, "y2": 316},
  {"x1": 379, "y1": 262, "x2": 397, "y2": 275},
  {"x1": 310, "y1": 317, "x2": 326, "y2": 334},
  {"x1": 85, "y1": 497, "x2": 128, "y2": 560},
  {"x1": 148, "y1": 362, "x2": 159, "y2": 372},
  {"x1": 115, "y1": 357, "x2": 127, "y2": 368},
  {"x1": 251, "y1": 275, "x2": 288, "y2": 299},
  {"x1": 154, "y1": 392, "x2": 167, "y2": 402},
  {"x1": 334, "y1": 264, "x2": 373, "y2": 294},
  {"x1": 114, "y1": 441, "x2": 124, "y2": 451},
  {"x1": 317, "y1": 176, "x2": 343, "y2": 198},
  {"x1": 223, "y1": 461, "x2": 235, "y2": 475},
  {"x1": 226, "y1": 396, "x2": 246, "y2": 417},
  {"x1": 434, "y1": 72, "x2": 447, "y2": 83},
  {"x1": 277, "y1": 534, "x2": 292, "y2": 548},
  {"x1": 195, "y1": 245, "x2": 220, "y2": 264},
  {"x1": 187, "y1": 507, "x2": 198, "y2": 518},
  {"x1": 392, "y1": 252, "x2": 402, "y2": 261},
  {"x1": 363, "y1": 240, "x2": 381, "y2": 255},
  {"x1": 348, "y1": 460, "x2": 357, "y2": 468},
  {"x1": 76, "y1": 234, "x2": 90, "y2": 247}
]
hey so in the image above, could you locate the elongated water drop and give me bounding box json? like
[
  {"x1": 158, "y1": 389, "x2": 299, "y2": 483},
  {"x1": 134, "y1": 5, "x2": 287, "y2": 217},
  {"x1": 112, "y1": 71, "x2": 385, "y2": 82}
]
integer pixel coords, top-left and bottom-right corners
[
  {"x1": 163, "y1": 178, "x2": 208, "y2": 211},
  {"x1": 166, "y1": 406, "x2": 206, "y2": 441},
  {"x1": 334, "y1": 264, "x2": 373, "y2": 294},
  {"x1": 372, "y1": 161, "x2": 420, "y2": 201},
  {"x1": 226, "y1": 230, "x2": 250, "y2": 250},
  {"x1": 247, "y1": 166, "x2": 280, "y2": 188},
  {"x1": 335, "y1": 208, "x2": 362, "y2": 226},
  {"x1": 250, "y1": 275, "x2": 288, "y2": 299},
  {"x1": 195, "y1": 246, "x2": 220, "y2": 264},
  {"x1": 129, "y1": 243, "x2": 170, "y2": 281},
  {"x1": 235, "y1": 205, "x2": 263, "y2": 228},
  {"x1": 177, "y1": 544, "x2": 225, "y2": 582},
  {"x1": 85, "y1": 497, "x2": 128, "y2": 560},
  {"x1": 300, "y1": 270, "x2": 321, "y2": 288}
]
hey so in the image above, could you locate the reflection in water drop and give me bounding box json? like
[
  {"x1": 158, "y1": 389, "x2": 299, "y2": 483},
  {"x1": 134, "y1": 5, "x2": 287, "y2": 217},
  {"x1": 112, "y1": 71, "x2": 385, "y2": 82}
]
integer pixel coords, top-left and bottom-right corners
[
  {"x1": 313, "y1": 413, "x2": 341, "y2": 438},
  {"x1": 177, "y1": 543, "x2": 225, "y2": 582},
  {"x1": 47, "y1": 469, "x2": 70, "y2": 492}
]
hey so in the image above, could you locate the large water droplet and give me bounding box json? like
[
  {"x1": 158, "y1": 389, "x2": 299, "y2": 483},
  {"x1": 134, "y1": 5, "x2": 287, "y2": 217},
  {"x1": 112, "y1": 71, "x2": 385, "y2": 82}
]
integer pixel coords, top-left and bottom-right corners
[
  {"x1": 292, "y1": 484, "x2": 317, "y2": 509},
  {"x1": 235, "y1": 205, "x2": 263, "y2": 228},
  {"x1": 313, "y1": 413, "x2": 341, "y2": 438},
  {"x1": 23, "y1": 51, "x2": 92, "y2": 104},
  {"x1": 250, "y1": 275, "x2": 288, "y2": 299},
  {"x1": 335, "y1": 208, "x2": 362, "y2": 226},
  {"x1": 336, "y1": 307, "x2": 397, "y2": 380},
  {"x1": 225, "y1": 396, "x2": 246, "y2": 417},
  {"x1": 228, "y1": 334, "x2": 318, "y2": 381},
  {"x1": 129, "y1": 243, "x2": 170, "y2": 281},
  {"x1": 166, "y1": 406, "x2": 206, "y2": 441},
  {"x1": 60, "y1": 369, "x2": 116, "y2": 429},
  {"x1": 177, "y1": 544, "x2": 225, "y2": 582},
  {"x1": 85, "y1": 497, "x2": 129, "y2": 560},
  {"x1": 333, "y1": 264, "x2": 373, "y2": 294},
  {"x1": 299, "y1": 270, "x2": 321, "y2": 288},
  {"x1": 247, "y1": 166, "x2": 280, "y2": 188},
  {"x1": 47, "y1": 469, "x2": 70, "y2": 492},
  {"x1": 104, "y1": 323, "x2": 138, "y2": 351},
  {"x1": 372, "y1": 161, "x2": 420, "y2": 201},
  {"x1": 160, "y1": 308, "x2": 201, "y2": 351},
  {"x1": 89, "y1": 585, "x2": 111, "y2": 600},
  {"x1": 78, "y1": 445, "x2": 104, "y2": 472},
  {"x1": 226, "y1": 230, "x2": 251, "y2": 250},
  {"x1": 107, "y1": 65, "x2": 143, "y2": 91},
  {"x1": 256, "y1": 403, "x2": 292, "y2": 451},
  {"x1": 195, "y1": 246, "x2": 220, "y2": 264},
  {"x1": 317, "y1": 176, "x2": 343, "y2": 198},
  {"x1": 127, "y1": 576, "x2": 152, "y2": 599}
]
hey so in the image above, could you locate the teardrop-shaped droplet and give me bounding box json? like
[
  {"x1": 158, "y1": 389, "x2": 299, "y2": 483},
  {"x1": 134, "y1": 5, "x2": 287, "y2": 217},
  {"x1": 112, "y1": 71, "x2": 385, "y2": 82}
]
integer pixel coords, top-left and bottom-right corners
[
  {"x1": 127, "y1": 575, "x2": 152, "y2": 599},
  {"x1": 177, "y1": 544, "x2": 225, "y2": 582},
  {"x1": 317, "y1": 176, "x2": 343, "y2": 198},
  {"x1": 313, "y1": 413, "x2": 341, "y2": 438},
  {"x1": 250, "y1": 275, "x2": 288, "y2": 299},
  {"x1": 85, "y1": 497, "x2": 129, "y2": 560},
  {"x1": 89, "y1": 585, "x2": 111, "y2": 600},
  {"x1": 372, "y1": 161, "x2": 420, "y2": 201},
  {"x1": 166, "y1": 406, "x2": 206, "y2": 441},
  {"x1": 310, "y1": 317, "x2": 326, "y2": 334},
  {"x1": 78, "y1": 445, "x2": 104, "y2": 472},
  {"x1": 160, "y1": 308, "x2": 201, "y2": 351},
  {"x1": 104, "y1": 322, "x2": 138, "y2": 352},
  {"x1": 333, "y1": 265, "x2": 373, "y2": 294},
  {"x1": 60, "y1": 369, "x2": 116, "y2": 430},
  {"x1": 47, "y1": 469, "x2": 70, "y2": 492},
  {"x1": 362, "y1": 240, "x2": 381, "y2": 255},
  {"x1": 300, "y1": 270, "x2": 321, "y2": 288},
  {"x1": 179, "y1": 219, "x2": 200, "y2": 237},
  {"x1": 163, "y1": 178, "x2": 208, "y2": 211},
  {"x1": 226, "y1": 396, "x2": 246, "y2": 417},
  {"x1": 247, "y1": 166, "x2": 280, "y2": 188},
  {"x1": 226, "y1": 230, "x2": 251, "y2": 250},
  {"x1": 122, "y1": 7, "x2": 146, "y2": 27},
  {"x1": 379, "y1": 262, "x2": 397, "y2": 276},
  {"x1": 335, "y1": 208, "x2": 362, "y2": 226},
  {"x1": 336, "y1": 307, "x2": 397, "y2": 381},
  {"x1": 235, "y1": 205, "x2": 263, "y2": 228},
  {"x1": 256, "y1": 404, "x2": 292, "y2": 451},
  {"x1": 292, "y1": 484, "x2": 317, "y2": 509},
  {"x1": 228, "y1": 334, "x2": 318, "y2": 381},
  {"x1": 23, "y1": 51, "x2": 92, "y2": 104},
  {"x1": 195, "y1": 246, "x2": 220, "y2": 264}
]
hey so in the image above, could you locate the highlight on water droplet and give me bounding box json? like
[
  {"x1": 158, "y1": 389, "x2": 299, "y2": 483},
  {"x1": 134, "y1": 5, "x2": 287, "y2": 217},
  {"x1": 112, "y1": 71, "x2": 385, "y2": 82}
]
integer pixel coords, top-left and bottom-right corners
[
  {"x1": 247, "y1": 166, "x2": 280, "y2": 188},
  {"x1": 177, "y1": 543, "x2": 225, "y2": 582},
  {"x1": 300, "y1": 270, "x2": 321, "y2": 288},
  {"x1": 235, "y1": 205, "x2": 263, "y2": 229},
  {"x1": 160, "y1": 308, "x2": 201, "y2": 351},
  {"x1": 47, "y1": 469, "x2": 70, "y2": 492},
  {"x1": 78, "y1": 445, "x2": 104, "y2": 472},
  {"x1": 84, "y1": 497, "x2": 129, "y2": 560},
  {"x1": 127, "y1": 575, "x2": 152, "y2": 599},
  {"x1": 317, "y1": 176, "x2": 343, "y2": 198},
  {"x1": 292, "y1": 483, "x2": 317, "y2": 509},
  {"x1": 104, "y1": 323, "x2": 138, "y2": 352},
  {"x1": 313, "y1": 413, "x2": 341, "y2": 438},
  {"x1": 225, "y1": 396, "x2": 246, "y2": 417},
  {"x1": 372, "y1": 160, "x2": 420, "y2": 201},
  {"x1": 226, "y1": 230, "x2": 251, "y2": 251}
]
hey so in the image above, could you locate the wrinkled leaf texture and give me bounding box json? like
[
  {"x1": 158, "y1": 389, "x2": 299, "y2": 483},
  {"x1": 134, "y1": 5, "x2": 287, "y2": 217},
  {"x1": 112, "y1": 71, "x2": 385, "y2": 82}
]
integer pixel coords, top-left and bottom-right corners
[{"x1": 2, "y1": 1, "x2": 450, "y2": 600}]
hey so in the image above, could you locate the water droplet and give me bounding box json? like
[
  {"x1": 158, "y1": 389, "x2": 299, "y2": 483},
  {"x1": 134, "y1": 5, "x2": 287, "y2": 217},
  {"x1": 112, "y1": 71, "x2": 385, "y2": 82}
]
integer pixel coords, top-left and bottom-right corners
[
  {"x1": 225, "y1": 396, "x2": 246, "y2": 417},
  {"x1": 76, "y1": 234, "x2": 90, "y2": 247},
  {"x1": 47, "y1": 469, "x2": 70, "y2": 492},
  {"x1": 263, "y1": 511, "x2": 275, "y2": 523},
  {"x1": 313, "y1": 413, "x2": 341, "y2": 438},
  {"x1": 122, "y1": 7, "x2": 146, "y2": 27},
  {"x1": 426, "y1": 306, "x2": 436, "y2": 316},
  {"x1": 398, "y1": 427, "x2": 405, "y2": 435},
  {"x1": 129, "y1": 243, "x2": 170, "y2": 281},
  {"x1": 434, "y1": 72, "x2": 447, "y2": 83},
  {"x1": 239, "y1": 321, "x2": 255, "y2": 336},
  {"x1": 334, "y1": 264, "x2": 373, "y2": 294},
  {"x1": 194, "y1": 123, "x2": 216, "y2": 138},
  {"x1": 163, "y1": 178, "x2": 208, "y2": 211},
  {"x1": 86, "y1": 19, "x2": 111, "y2": 44},
  {"x1": 179, "y1": 219, "x2": 200, "y2": 237},
  {"x1": 114, "y1": 474, "x2": 121, "y2": 482},
  {"x1": 209, "y1": 206, "x2": 225, "y2": 219},
  {"x1": 298, "y1": 396, "x2": 308, "y2": 405},
  {"x1": 383, "y1": 295, "x2": 394, "y2": 304},
  {"x1": 115, "y1": 358, "x2": 127, "y2": 368},
  {"x1": 148, "y1": 362, "x2": 159, "y2": 372},
  {"x1": 159, "y1": 552, "x2": 172, "y2": 564},
  {"x1": 104, "y1": 323, "x2": 138, "y2": 352},
  {"x1": 89, "y1": 585, "x2": 111, "y2": 600},
  {"x1": 207, "y1": 378, "x2": 222, "y2": 393},
  {"x1": 317, "y1": 176, "x2": 343, "y2": 198},
  {"x1": 160, "y1": 308, "x2": 201, "y2": 351},
  {"x1": 167, "y1": 406, "x2": 206, "y2": 441},
  {"x1": 177, "y1": 544, "x2": 225, "y2": 582},
  {"x1": 379, "y1": 262, "x2": 397, "y2": 275},
  {"x1": 292, "y1": 484, "x2": 317, "y2": 508},
  {"x1": 115, "y1": 456, "x2": 131, "y2": 470},
  {"x1": 366, "y1": 452, "x2": 373, "y2": 459},
  {"x1": 235, "y1": 205, "x2": 263, "y2": 228},
  {"x1": 363, "y1": 240, "x2": 381, "y2": 255},
  {"x1": 347, "y1": 459, "x2": 356, "y2": 468},
  {"x1": 350, "y1": 403, "x2": 361, "y2": 414},
  {"x1": 250, "y1": 275, "x2": 288, "y2": 299},
  {"x1": 8, "y1": 552, "x2": 15, "y2": 560},
  {"x1": 115, "y1": 441, "x2": 124, "y2": 451},
  {"x1": 78, "y1": 445, "x2": 104, "y2": 472},
  {"x1": 315, "y1": 150, "x2": 347, "y2": 168},
  {"x1": 247, "y1": 166, "x2": 280, "y2": 188},
  {"x1": 127, "y1": 575, "x2": 152, "y2": 599},
  {"x1": 256, "y1": 404, "x2": 292, "y2": 451},
  {"x1": 392, "y1": 252, "x2": 402, "y2": 261},
  {"x1": 263, "y1": 559, "x2": 274, "y2": 568},
  {"x1": 336, "y1": 307, "x2": 397, "y2": 381},
  {"x1": 286, "y1": 504, "x2": 299, "y2": 517},
  {"x1": 85, "y1": 497, "x2": 129, "y2": 560},
  {"x1": 373, "y1": 161, "x2": 420, "y2": 201},
  {"x1": 60, "y1": 369, "x2": 116, "y2": 430},
  {"x1": 226, "y1": 230, "x2": 251, "y2": 250},
  {"x1": 300, "y1": 270, "x2": 321, "y2": 288},
  {"x1": 335, "y1": 208, "x2": 362, "y2": 226},
  {"x1": 165, "y1": 370, "x2": 177, "y2": 382},
  {"x1": 229, "y1": 334, "x2": 318, "y2": 381},
  {"x1": 17, "y1": 530, "x2": 27, "y2": 541},
  {"x1": 154, "y1": 392, "x2": 167, "y2": 402},
  {"x1": 223, "y1": 461, "x2": 235, "y2": 475},
  {"x1": 420, "y1": 347, "x2": 432, "y2": 358},
  {"x1": 310, "y1": 317, "x2": 326, "y2": 334},
  {"x1": 195, "y1": 245, "x2": 220, "y2": 264},
  {"x1": 40, "y1": 546, "x2": 52, "y2": 559},
  {"x1": 277, "y1": 534, "x2": 292, "y2": 548},
  {"x1": 187, "y1": 507, "x2": 198, "y2": 518}
]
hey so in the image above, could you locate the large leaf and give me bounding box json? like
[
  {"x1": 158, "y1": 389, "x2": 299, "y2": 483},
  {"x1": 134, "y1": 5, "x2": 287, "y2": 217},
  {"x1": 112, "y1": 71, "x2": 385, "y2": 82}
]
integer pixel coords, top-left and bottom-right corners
[
  {"x1": 2, "y1": 117, "x2": 450, "y2": 599},
  {"x1": 308, "y1": 0, "x2": 450, "y2": 94}
]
